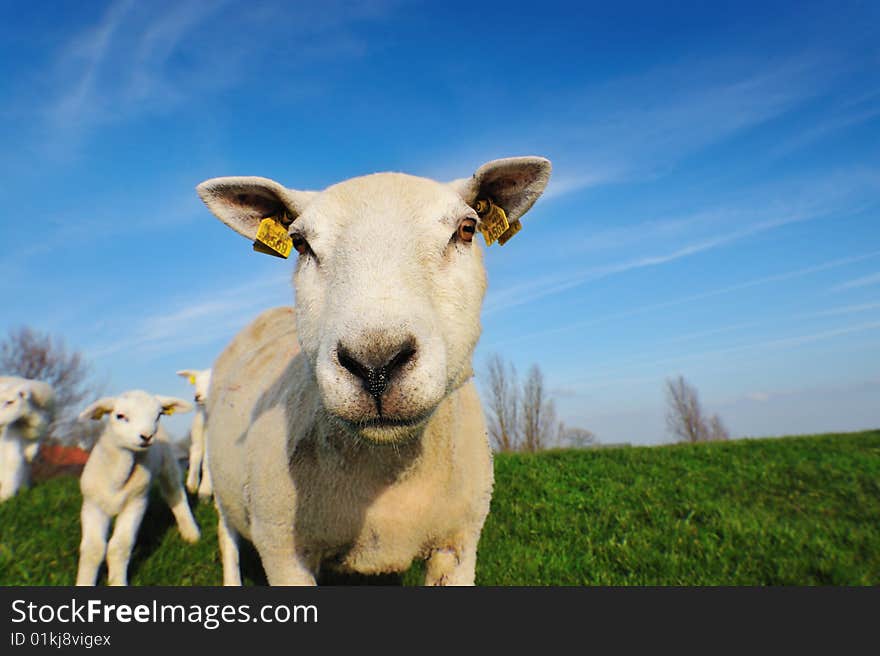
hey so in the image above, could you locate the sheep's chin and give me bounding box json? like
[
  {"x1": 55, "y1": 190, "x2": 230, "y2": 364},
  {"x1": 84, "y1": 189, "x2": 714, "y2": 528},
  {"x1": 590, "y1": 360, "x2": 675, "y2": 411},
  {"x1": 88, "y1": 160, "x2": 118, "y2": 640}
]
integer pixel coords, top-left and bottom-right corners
[{"x1": 330, "y1": 414, "x2": 430, "y2": 445}]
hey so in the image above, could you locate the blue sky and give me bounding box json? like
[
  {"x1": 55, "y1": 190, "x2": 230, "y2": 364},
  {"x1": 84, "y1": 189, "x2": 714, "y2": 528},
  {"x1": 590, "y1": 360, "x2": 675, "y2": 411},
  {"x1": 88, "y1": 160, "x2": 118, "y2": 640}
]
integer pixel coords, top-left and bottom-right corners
[{"x1": 1, "y1": 0, "x2": 878, "y2": 445}]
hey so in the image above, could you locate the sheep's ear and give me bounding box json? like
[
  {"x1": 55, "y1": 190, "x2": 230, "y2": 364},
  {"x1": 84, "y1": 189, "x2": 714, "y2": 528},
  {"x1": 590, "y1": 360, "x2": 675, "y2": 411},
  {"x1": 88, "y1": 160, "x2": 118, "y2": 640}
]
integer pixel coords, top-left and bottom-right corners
[
  {"x1": 25, "y1": 381, "x2": 55, "y2": 411},
  {"x1": 80, "y1": 398, "x2": 116, "y2": 421},
  {"x1": 448, "y1": 157, "x2": 552, "y2": 223},
  {"x1": 196, "y1": 176, "x2": 317, "y2": 240},
  {"x1": 176, "y1": 370, "x2": 197, "y2": 384},
  {"x1": 157, "y1": 396, "x2": 193, "y2": 416}
]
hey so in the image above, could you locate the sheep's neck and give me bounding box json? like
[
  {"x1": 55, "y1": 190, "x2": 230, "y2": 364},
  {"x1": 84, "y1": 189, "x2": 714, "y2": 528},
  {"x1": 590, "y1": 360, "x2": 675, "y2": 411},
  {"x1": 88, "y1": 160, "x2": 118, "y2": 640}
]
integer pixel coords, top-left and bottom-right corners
[
  {"x1": 92, "y1": 433, "x2": 144, "y2": 490},
  {"x1": 0, "y1": 422, "x2": 27, "y2": 455}
]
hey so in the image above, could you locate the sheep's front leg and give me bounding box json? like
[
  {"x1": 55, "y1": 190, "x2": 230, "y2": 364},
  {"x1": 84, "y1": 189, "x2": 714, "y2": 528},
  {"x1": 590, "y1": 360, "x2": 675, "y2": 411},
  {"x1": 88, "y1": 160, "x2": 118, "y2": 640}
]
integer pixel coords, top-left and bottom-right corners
[
  {"x1": 0, "y1": 441, "x2": 27, "y2": 502},
  {"x1": 76, "y1": 501, "x2": 111, "y2": 586},
  {"x1": 196, "y1": 439, "x2": 213, "y2": 501},
  {"x1": 424, "y1": 535, "x2": 479, "y2": 586},
  {"x1": 106, "y1": 497, "x2": 148, "y2": 586},
  {"x1": 252, "y1": 522, "x2": 316, "y2": 586},
  {"x1": 185, "y1": 413, "x2": 205, "y2": 495},
  {"x1": 217, "y1": 508, "x2": 242, "y2": 586},
  {"x1": 159, "y1": 455, "x2": 200, "y2": 543}
]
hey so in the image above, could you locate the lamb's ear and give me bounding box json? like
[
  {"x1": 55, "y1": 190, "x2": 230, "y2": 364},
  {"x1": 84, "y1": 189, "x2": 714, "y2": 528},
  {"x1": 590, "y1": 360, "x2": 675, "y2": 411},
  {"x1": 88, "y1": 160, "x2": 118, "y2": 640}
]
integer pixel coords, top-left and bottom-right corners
[
  {"x1": 25, "y1": 381, "x2": 55, "y2": 411},
  {"x1": 79, "y1": 397, "x2": 116, "y2": 421},
  {"x1": 448, "y1": 157, "x2": 552, "y2": 222},
  {"x1": 176, "y1": 370, "x2": 197, "y2": 384},
  {"x1": 196, "y1": 176, "x2": 317, "y2": 240},
  {"x1": 157, "y1": 396, "x2": 193, "y2": 416}
]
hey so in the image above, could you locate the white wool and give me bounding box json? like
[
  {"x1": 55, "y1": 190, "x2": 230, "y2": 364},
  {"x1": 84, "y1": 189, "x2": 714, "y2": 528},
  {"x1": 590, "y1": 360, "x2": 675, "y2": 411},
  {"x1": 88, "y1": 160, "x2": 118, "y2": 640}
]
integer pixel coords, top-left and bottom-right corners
[
  {"x1": 176, "y1": 368, "x2": 213, "y2": 500},
  {"x1": 197, "y1": 157, "x2": 551, "y2": 585},
  {"x1": 0, "y1": 376, "x2": 55, "y2": 502},
  {"x1": 75, "y1": 390, "x2": 200, "y2": 586}
]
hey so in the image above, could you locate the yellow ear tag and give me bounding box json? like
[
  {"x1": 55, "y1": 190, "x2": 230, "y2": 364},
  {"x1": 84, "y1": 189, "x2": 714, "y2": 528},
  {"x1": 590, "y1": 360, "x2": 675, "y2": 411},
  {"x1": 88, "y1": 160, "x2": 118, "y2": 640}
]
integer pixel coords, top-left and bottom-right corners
[
  {"x1": 253, "y1": 217, "x2": 293, "y2": 259},
  {"x1": 165, "y1": 407, "x2": 175, "y2": 416},
  {"x1": 188, "y1": 375, "x2": 196, "y2": 385},
  {"x1": 474, "y1": 199, "x2": 510, "y2": 247},
  {"x1": 497, "y1": 219, "x2": 522, "y2": 246}
]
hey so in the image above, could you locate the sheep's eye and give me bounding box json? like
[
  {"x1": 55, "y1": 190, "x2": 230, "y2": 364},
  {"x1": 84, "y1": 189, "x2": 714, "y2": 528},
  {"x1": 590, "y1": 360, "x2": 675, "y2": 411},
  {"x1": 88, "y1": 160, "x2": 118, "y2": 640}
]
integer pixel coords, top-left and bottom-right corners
[
  {"x1": 116, "y1": 413, "x2": 128, "y2": 422},
  {"x1": 457, "y1": 217, "x2": 477, "y2": 243},
  {"x1": 291, "y1": 234, "x2": 310, "y2": 256}
]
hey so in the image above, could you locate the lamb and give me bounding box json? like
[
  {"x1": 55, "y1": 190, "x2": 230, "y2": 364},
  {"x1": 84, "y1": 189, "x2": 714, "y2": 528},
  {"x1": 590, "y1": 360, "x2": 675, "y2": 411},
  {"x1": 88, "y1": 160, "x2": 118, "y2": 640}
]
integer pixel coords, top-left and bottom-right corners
[
  {"x1": 76, "y1": 391, "x2": 200, "y2": 586},
  {"x1": 0, "y1": 376, "x2": 55, "y2": 502},
  {"x1": 176, "y1": 368, "x2": 213, "y2": 500},
  {"x1": 197, "y1": 156, "x2": 551, "y2": 585}
]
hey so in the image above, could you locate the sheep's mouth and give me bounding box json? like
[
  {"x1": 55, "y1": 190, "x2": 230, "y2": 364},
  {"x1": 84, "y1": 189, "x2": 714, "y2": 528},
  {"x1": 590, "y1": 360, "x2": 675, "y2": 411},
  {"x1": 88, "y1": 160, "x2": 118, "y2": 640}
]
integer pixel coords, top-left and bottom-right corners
[
  {"x1": 360, "y1": 415, "x2": 427, "y2": 429},
  {"x1": 333, "y1": 412, "x2": 432, "y2": 444}
]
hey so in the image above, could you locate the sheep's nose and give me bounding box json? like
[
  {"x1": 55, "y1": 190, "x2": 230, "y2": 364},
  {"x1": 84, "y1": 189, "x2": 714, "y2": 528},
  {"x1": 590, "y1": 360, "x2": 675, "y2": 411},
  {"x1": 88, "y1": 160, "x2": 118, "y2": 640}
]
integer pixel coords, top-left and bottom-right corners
[
  {"x1": 337, "y1": 338, "x2": 417, "y2": 400},
  {"x1": 139, "y1": 433, "x2": 154, "y2": 445}
]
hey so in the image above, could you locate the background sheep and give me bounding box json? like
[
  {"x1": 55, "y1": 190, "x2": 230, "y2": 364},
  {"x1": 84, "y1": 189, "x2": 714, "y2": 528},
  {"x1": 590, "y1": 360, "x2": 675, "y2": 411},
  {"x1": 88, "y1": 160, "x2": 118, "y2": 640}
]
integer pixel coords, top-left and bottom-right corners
[
  {"x1": 76, "y1": 390, "x2": 200, "y2": 586},
  {"x1": 197, "y1": 156, "x2": 551, "y2": 585},
  {"x1": 176, "y1": 368, "x2": 213, "y2": 500},
  {"x1": 0, "y1": 376, "x2": 55, "y2": 502}
]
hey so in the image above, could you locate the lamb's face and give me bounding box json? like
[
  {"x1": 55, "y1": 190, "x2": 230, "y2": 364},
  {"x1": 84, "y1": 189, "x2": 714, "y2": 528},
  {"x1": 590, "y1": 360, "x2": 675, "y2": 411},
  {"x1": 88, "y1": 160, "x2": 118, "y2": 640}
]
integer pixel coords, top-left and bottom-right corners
[
  {"x1": 0, "y1": 383, "x2": 32, "y2": 427},
  {"x1": 178, "y1": 369, "x2": 212, "y2": 406},
  {"x1": 293, "y1": 174, "x2": 486, "y2": 443},
  {"x1": 197, "y1": 156, "x2": 551, "y2": 444},
  {"x1": 80, "y1": 391, "x2": 192, "y2": 452}
]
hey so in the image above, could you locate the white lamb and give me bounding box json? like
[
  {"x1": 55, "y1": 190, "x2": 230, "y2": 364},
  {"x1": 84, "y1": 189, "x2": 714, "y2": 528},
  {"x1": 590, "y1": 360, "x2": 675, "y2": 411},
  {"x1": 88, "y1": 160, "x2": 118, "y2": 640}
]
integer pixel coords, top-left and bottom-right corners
[
  {"x1": 76, "y1": 391, "x2": 200, "y2": 586},
  {"x1": 176, "y1": 368, "x2": 213, "y2": 500},
  {"x1": 0, "y1": 376, "x2": 55, "y2": 502},
  {"x1": 197, "y1": 156, "x2": 551, "y2": 585}
]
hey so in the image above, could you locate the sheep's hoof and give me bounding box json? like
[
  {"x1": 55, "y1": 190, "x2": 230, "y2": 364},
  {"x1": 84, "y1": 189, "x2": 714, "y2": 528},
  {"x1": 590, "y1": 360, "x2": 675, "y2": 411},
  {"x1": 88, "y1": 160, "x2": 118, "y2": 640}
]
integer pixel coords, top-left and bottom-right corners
[{"x1": 181, "y1": 527, "x2": 201, "y2": 544}]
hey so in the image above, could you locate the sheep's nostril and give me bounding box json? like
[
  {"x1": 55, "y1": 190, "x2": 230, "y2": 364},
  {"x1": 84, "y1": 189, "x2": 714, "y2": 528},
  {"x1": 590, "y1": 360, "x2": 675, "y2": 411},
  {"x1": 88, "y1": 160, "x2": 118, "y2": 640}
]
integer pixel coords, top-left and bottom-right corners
[
  {"x1": 140, "y1": 434, "x2": 153, "y2": 444},
  {"x1": 337, "y1": 338, "x2": 417, "y2": 400}
]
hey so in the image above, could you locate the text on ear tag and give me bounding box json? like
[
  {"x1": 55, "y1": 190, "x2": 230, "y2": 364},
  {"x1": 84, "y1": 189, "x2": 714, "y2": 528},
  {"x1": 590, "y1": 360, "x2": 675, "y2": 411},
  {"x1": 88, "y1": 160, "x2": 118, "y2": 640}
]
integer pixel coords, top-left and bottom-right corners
[
  {"x1": 475, "y1": 199, "x2": 510, "y2": 246},
  {"x1": 253, "y1": 217, "x2": 293, "y2": 259},
  {"x1": 497, "y1": 219, "x2": 522, "y2": 246}
]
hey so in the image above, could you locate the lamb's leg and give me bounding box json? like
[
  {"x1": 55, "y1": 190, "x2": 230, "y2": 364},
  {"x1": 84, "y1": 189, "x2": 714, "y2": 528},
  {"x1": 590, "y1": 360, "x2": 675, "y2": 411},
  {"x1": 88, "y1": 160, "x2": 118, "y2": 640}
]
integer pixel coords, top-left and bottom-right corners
[
  {"x1": 23, "y1": 440, "x2": 40, "y2": 464},
  {"x1": 76, "y1": 501, "x2": 111, "y2": 586},
  {"x1": 216, "y1": 507, "x2": 242, "y2": 586},
  {"x1": 0, "y1": 440, "x2": 28, "y2": 502},
  {"x1": 106, "y1": 497, "x2": 148, "y2": 586},
  {"x1": 196, "y1": 437, "x2": 213, "y2": 501},
  {"x1": 185, "y1": 415, "x2": 204, "y2": 495},
  {"x1": 252, "y1": 522, "x2": 316, "y2": 586},
  {"x1": 424, "y1": 534, "x2": 479, "y2": 586},
  {"x1": 159, "y1": 454, "x2": 200, "y2": 543}
]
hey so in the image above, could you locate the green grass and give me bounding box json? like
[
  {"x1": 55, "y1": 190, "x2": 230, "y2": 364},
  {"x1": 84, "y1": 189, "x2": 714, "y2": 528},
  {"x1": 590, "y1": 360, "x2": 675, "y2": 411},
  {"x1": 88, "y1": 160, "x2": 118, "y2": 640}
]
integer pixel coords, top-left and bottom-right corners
[{"x1": 1, "y1": 430, "x2": 878, "y2": 585}]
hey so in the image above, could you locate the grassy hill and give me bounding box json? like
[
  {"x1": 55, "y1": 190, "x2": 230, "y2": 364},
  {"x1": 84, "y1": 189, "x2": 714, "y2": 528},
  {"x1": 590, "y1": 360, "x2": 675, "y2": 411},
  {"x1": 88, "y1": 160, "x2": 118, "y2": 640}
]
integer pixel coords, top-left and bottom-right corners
[{"x1": 1, "y1": 430, "x2": 878, "y2": 585}]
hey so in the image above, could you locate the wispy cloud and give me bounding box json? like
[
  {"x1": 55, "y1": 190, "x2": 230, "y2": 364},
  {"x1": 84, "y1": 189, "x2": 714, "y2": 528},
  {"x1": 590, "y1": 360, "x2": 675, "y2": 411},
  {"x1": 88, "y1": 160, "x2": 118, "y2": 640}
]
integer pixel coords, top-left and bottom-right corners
[
  {"x1": 30, "y1": 1, "x2": 396, "y2": 153},
  {"x1": 49, "y1": 0, "x2": 135, "y2": 130},
  {"x1": 86, "y1": 270, "x2": 292, "y2": 359},
  {"x1": 831, "y1": 272, "x2": 880, "y2": 292},
  {"x1": 490, "y1": 251, "x2": 880, "y2": 347},
  {"x1": 562, "y1": 321, "x2": 880, "y2": 392},
  {"x1": 486, "y1": 166, "x2": 880, "y2": 314},
  {"x1": 794, "y1": 301, "x2": 880, "y2": 319}
]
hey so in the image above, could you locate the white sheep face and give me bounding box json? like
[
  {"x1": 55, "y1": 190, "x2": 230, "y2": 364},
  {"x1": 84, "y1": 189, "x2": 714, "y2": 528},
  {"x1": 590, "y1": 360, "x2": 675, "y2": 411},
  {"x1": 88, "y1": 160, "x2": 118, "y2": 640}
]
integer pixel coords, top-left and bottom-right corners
[
  {"x1": 80, "y1": 391, "x2": 192, "y2": 452},
  {"x1": 293, "y1": 174, "x2": 486, "y2": 442},
  {"x1": 198, "y1": 157, "x2": 551, "y2": 444},
  {"x1": 0, "y1": 382, "x2": 33, "y2": 427},
  {"x1": 177, "y1": 369, "x2": 212, "y2": 405}
]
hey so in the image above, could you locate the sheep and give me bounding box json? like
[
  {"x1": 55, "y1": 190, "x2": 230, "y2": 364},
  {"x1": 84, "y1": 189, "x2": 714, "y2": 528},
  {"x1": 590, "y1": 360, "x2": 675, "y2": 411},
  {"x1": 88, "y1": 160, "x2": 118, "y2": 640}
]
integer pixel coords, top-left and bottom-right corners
[
  {"x1": 197, "y1": 156, "x2": 551, "y2": 585},
  {"x1": 176, "y1": 368, "x2": 213, "y2": 500},
  {"x1": 76, "y1": 391, "x2": 200, "y2": 586},
  {"x1": 0, "y1": 376, "x2": 55, "y2": 502}
]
